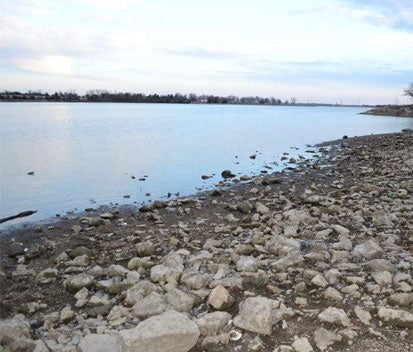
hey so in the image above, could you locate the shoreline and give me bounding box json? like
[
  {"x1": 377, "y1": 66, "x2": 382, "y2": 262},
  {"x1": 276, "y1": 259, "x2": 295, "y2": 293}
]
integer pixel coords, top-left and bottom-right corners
[
  {"x1": 1, "y1": 130, "x2": 412, "y2": 351},
  {"x1": 361, "y1": 104, "x2": 413, "y2": 118}
]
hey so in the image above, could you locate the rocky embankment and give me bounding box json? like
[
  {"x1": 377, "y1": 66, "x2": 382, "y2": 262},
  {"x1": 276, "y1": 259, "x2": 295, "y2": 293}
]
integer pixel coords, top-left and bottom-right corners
[
  {"x1": 1, "y1": 130, "x2": 413, "y2": 352},
  {"x1": 361, "y1": 105, "x2": 413, "y2": 118}
]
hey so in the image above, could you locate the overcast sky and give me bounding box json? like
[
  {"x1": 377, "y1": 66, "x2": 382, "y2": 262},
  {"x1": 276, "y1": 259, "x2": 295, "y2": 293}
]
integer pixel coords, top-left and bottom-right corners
[{"x1": 1, "y1": 0, "x2": 412, "y2": 104}]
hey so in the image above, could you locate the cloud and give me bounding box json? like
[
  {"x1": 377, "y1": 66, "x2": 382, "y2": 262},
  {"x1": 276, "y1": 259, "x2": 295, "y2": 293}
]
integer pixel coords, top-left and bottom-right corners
[{"x1": 14, "y1": 55, "x2": 76, "y2": 76}]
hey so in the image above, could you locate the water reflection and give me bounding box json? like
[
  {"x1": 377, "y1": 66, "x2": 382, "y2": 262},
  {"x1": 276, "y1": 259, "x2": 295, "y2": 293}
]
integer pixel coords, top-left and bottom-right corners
[{"x1": 0, "y1": 102, "x2": 412, "y2": 227}]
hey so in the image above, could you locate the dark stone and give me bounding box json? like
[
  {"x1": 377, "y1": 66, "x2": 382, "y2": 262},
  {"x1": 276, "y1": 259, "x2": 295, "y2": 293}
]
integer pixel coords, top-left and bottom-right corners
[
  {"x1": 221, "y1": 170, "x2": 235, "y2": 179},
  {"x1": 9, "y1": 242, "x2": 25, "y2": 257}
]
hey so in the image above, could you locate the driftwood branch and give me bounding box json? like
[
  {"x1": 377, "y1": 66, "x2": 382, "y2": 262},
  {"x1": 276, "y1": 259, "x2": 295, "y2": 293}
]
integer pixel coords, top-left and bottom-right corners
[{"x1": 0, "y1": 210, "x2": 37, "y2": 224}]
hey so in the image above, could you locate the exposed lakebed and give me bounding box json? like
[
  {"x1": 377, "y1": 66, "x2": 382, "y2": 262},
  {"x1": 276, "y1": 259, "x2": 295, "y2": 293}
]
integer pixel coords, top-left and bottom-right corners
[{"x1": 1, "y1": 103, "x2": 412, "y2": 228}]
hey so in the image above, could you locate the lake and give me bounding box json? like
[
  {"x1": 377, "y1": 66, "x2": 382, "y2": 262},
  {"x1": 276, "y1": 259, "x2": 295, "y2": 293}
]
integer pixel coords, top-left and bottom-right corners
[{"x1": 1, "y1": 103, "x2": 412, "y2": 228}]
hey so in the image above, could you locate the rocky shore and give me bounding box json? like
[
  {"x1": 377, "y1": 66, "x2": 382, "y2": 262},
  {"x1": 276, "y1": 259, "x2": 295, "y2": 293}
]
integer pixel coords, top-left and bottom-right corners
[
  {"x1": 361, "y1": 105, "x2": 413, "y2": 118},
  {"x1": 1, "y1": 130, "x2": 413, "y2": 352}
]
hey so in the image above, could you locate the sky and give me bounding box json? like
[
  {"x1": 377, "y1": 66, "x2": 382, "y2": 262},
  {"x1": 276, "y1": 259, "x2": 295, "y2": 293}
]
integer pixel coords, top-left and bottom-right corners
[{"x1": 0, "y1": 0, "x2": 412, "y2": 105}]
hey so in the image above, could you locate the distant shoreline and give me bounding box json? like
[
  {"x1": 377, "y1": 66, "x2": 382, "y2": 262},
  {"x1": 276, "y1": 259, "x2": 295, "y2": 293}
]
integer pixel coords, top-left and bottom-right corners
[
  {"x1": 361, "y1": 104, "x2": 413, "y2": 118},
  {"x1": 0, "y1": 90, "x2": 374, "y2": 107}
]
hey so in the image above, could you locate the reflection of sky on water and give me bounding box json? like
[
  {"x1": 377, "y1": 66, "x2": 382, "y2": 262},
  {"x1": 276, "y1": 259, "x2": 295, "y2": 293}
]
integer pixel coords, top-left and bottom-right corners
[{"x1": 1, "y1": 103, "x2": 412, "y2": 228}]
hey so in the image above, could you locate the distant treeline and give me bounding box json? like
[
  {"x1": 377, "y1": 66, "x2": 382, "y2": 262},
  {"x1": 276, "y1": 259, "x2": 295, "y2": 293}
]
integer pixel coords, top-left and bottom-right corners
[{"x1": 0, "y1": 90, "x2": 291, "y2": 105}]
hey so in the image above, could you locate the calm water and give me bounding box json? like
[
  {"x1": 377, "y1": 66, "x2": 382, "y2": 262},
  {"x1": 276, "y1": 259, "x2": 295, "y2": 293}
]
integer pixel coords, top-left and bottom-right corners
[{"x1": 1, "y1": 103, "x2": 412, "y2": 228}]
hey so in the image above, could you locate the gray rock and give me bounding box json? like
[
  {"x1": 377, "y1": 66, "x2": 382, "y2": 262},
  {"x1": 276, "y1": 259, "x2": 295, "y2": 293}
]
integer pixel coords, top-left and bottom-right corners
[
  {"x1": 291, "y1": 337, "x2": 314, "y2": 352},
  {"x1": 118, "y1": 310, "x2": 200, "y2": 352},
  {"x1": 208, "y1": 285, "x2": 233, "y2": 310},
  {"x1": 318, "y1": 307, "x2": 350, "y2": 327},
  {"x1": 132, "y1": 291, "x2": 166, "y2": 318},
  {"x1": 265, "y1": 236, "x2": 300, "y2": 255},
  {"x1": 124, "y1": 280, "x2": 158, "y2": 306},
  {"x1": 8, "y1": 242, "x2": 25, "y2": 257},
  {"x1": 377, "y1": 307, "x2": 413, "y2": 328},
  {"x1": 233, "y1": 296, "x2": 273, "y2": 335},
  {"x1": 196, "y1": 311, "x2": 231, "y2": 336},
  {"x1": 181, "y1": 270, "x2": 212, "y2": 289},
  {"x1": 65, "y1": 273, "x2": 94, "y2": 293},
  {"x1": 79, "y1": 334, "x2": 119, "y2": 352},
  {"x1": 150, "y1": 252, "x2": 184, "y2": 283},
  {"x1": 271, "y1": 252, "x2": 304, "y2": 271},
  {"x1": 354, "y1": 306, "x2": 371, "y2": 325},
  {"x1": 236, "y1": 256, "x2": 259, "y2": 272},
  {"x1": 372, "y1": 271, "x2": 392, "y2": 286},
  {"x1": 136, "y1": 241, "x2": 155, "y2": 257},
  {"x1": 352, "y1": 240, "x2": 383, "y2": 259},
  {"x1": 0, "y1": 314, "x2": 31, "y2": 346},
  {"x1": 36, "y1": 268, "x2": 59, "y2": 284},
  {"x1": 165, "y1": 288, "x2": 195, "y2": 312},
  {"x1": 313, "y1": 328, "x2": 341, "y2": 351}
]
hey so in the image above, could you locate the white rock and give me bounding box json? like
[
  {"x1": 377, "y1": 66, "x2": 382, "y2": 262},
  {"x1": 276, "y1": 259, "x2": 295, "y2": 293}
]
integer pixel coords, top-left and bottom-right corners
[
  {"x1": 79, "y1": 334, "x2": 119, "y2": 352},
  {"x1": 118, "y1": 310, "x2": 200, "y2": 352},
  {"x1": 313, "y1": 328, "x2": 341, "y2": 351},
  {"x1": 233, "y1": 296, "x2": 273, "y2": 335},
  {"x1": 291, "y1": 337, "x2": 314, "y2": 352}
]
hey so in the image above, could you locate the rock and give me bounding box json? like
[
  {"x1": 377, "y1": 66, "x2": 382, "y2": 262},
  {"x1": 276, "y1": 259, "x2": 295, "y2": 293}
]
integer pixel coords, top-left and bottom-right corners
[
  {"x1": 196, "y1": 311, "x2": 231, "y2": 336},
  {"x1": 265, "y1": 236, "x2": 301, "y2": 255},
  {"x1": 372, "y1": 271, "x2": 392, "y2": 286},
  {"x1": 0, "y1": 314, "x2": 31, "y2": 346},
  {"x1": 107, "y1": 264, "x2": 130, "y2": 278},
  {"x1": 271, "y1": 252, "x2": 304, "y2": 271},
  {"x1": 36, "y1": 268, "x2": 59, "y2": 284},
  {"x1": 352, "y1": 240, "x2": 383, "y2": 259},
  {"x1": 291, "y1": 337, "x2": 314, "y2": 352},
  {"x1": 377, "y1": 307, "x2": 413, "y2": 328},
  {"x1": 201, "y1": 333, "x2": 230, "y2": 350},
  {"x1": 236, "y1": 201, "x2": 253, "y2": 214},
  {"x1": 313, "y1": 328, "x2": 342, "y2": 351},
  {"x1": 331, "y1": 224, "x2": 350, "y2": 235},
  {"x1": 354, "y1": 306, "x2": 371, "y2": 325},
  {"x1": 165, "y1": 288, "x2": 195, "y2": 312},
  {"x1": 70, "y1": 246, "x2": 93, "y2": 258},
  {"x1": 323, "y1": 287, "x2": 344, "y2": 301},
  {"x1": 8, "y1": 242, "x2": 25, "y2": 257},
  {"x1": 221, "y1": 170, "x2": 235, "y2": 179},
  {"x1": 128, "y1": 257, "x2": 154, "y2": 270},
  {"x1": 60, "y1": 306, "x2": 74, "y2": 323},
  {"x1": 79, "y1": 334, "x2": 119, "y2": 352},
  {"x1": 311, "y1": 274, "x2": 328, "y2": 288},
  {"x1": 132, "y1": 291, "x2": 166, "y2": 318},
  {"x1": 365, "y1": 259, "x2": 394, "y2": 272},
  {"x1": 208, "y1": 285, "x2": 233, "y2": 310},
  {"x1": 255, "y1": 202, "x2": 269, "y2": 215},
  {"x1": 136, "y1": 241, "x2": 155, "y2": 257},
  {"x1": 181, "y1": 270, "x2": 212, "y2": 289},
  {"x1": 124, "y1": 281, "x2": 158, "y2": 306},
  {"x1": 8, "y1": 337, "x2": 36, "y2": 352},
  {"x1": 236, "y1": 256, "x2": 259, "y2": 272},
  {"x1": 100, "y1": 211, "x2": 114, "y2": 219},
  {"x1": 318, "y1": 307, "x2": 351, "y2": 327},
  {"x1": 83, "y1": 216, "x2": 104, "y2": 226},
  {"x1": 118, "y1": 310, "x2": 200, "y2": 352},
  {"x1": 150, "y1": 252, "x2": 184, "y2": 283},
  {"x1": 65, "y1": 273, "x2": 94, "y2": 293},
  {"x1": 389, "y1": 293, "x2": 413, "y2": 307},
  {"x1": 233, "y1": 296, "x2": 273, "y2": 335}
]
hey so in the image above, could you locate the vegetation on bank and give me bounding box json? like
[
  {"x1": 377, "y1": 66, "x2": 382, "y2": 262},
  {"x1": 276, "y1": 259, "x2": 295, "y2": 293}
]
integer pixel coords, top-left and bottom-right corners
[{"x1": 0, "y1": 90, "x2": 293, "y2": 105}]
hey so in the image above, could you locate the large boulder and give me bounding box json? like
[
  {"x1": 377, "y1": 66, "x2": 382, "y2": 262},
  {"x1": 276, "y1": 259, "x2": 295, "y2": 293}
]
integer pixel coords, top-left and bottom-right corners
[
  {"x1": 79, "y1": 334, "x2": 119, "y2": 352},
  {"x1": 118, "y1": 310, "x2": 200, "y2": 352},
  {"x1": 233, "y1": 296, "x2": 273, "y2": 335}
]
